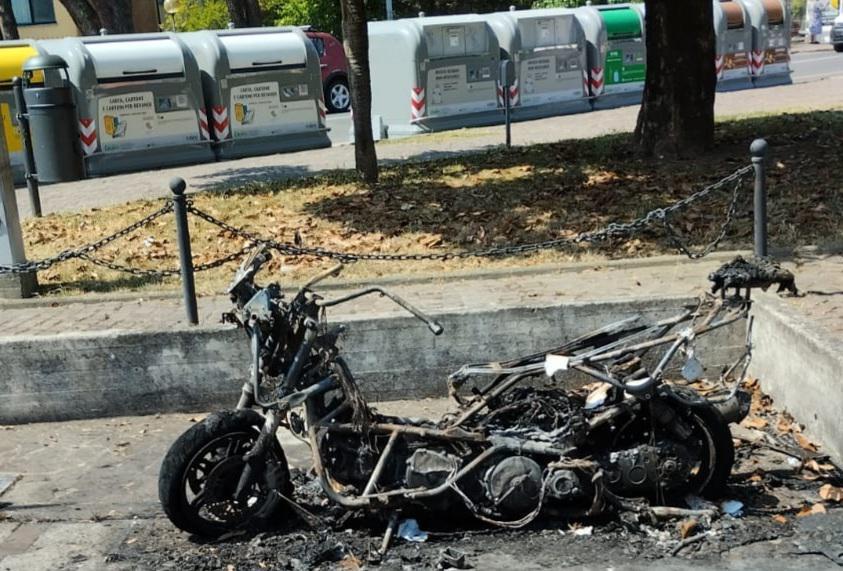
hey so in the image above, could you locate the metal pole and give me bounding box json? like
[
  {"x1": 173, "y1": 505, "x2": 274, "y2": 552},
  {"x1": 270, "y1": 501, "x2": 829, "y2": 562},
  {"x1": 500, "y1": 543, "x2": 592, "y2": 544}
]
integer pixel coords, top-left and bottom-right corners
[
  {"x1": 0, "y1": 109, "x2": 36, "y2": 298},
  {"x1": 12, "y1": 77, "x2": 41, "y2": 218},
  {"x1": 501, "y1": 60, "x2": 513, "y2": 150},
  {"x1": 504, "y1": 89, "x2": 511, "y2": 149},
  {"x1": 750, "y1": 139, "x2": 768, "y2": 258},
  {"x1": 386, "y1": 0, "x2": 394, "y2": 20},
  {"x1": 170, "y1": 177, "x2": 198, "y2": 325}
]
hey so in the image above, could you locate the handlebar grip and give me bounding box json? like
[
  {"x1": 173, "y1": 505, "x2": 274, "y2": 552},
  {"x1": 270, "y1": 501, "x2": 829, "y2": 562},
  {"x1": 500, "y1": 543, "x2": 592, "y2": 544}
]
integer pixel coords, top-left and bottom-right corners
[{"x1": 428, "y1": 321, "x2": 444, "y2": 336}]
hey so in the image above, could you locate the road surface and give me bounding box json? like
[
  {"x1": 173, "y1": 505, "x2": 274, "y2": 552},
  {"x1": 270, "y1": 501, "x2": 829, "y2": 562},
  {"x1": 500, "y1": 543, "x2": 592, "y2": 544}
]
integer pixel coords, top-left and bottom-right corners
[{"x1": 324, "y1": 46, "x2": 843, "y2": 145}]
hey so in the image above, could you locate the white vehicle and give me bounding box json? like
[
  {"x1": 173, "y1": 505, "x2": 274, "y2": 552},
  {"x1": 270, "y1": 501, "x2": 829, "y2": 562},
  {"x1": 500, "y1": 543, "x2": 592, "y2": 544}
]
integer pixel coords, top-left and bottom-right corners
[{"x1": 833, "y1": 13, "x2": 843, "y2": 51}]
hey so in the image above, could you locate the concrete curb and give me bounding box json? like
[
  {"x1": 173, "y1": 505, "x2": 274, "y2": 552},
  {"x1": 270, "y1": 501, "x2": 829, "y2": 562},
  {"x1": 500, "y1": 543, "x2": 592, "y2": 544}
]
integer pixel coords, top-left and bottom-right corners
[
  {"x1": 5, "y1": 244, "x2": 841, "y2": 311},
  {"x1": 749, "y1": 294, "x2": 843, "y2": 464},
  {"x1": 0, "y1": 295, "x2": 745, "y2": 424}
]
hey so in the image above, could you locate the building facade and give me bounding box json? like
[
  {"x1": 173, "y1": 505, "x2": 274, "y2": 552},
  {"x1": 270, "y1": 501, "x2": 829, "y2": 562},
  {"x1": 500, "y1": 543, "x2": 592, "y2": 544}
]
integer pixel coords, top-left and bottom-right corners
[{"x1": 12, "y1": 0, "x2": 161, "y2": 40}]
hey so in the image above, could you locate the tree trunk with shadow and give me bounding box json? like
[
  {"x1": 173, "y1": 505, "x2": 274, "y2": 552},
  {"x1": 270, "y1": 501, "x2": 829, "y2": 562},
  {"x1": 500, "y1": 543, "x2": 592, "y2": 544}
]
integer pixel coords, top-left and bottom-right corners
[
  {"x1": 59, "y1": 0, "x2": 102, "y2": 36},
  {"x1": 634, "y1": 0, "x2": 716, "y2": 158},
  {"x1": 91, "y1": 0, "x2": 134, "y2": 34},
  {"x1": 341, "y1": 0, "x2": 379, "y2": 183},
  {"x1": 0, "y1": 0, "x2": 18, "y2": 40},
  {"x1": 226, "y1": 0, "x2": 263, "y2": 28}
]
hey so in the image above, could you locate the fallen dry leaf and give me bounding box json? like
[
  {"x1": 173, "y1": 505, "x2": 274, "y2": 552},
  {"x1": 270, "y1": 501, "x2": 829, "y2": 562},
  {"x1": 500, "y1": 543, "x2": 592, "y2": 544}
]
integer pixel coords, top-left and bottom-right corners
[
  {"x1": 819, "y1": 484, "x2": 843, "y2": 503},
  {"x1": 796, "y1": 503, "x2": 827, "y2": 518},
  {"x1": 338, "y1": 553, "x2": 362, "y2": 571},
  {"x1": 678, "y1": 518, "x2": 699, "y2": 539},
  {"x1": 805, "y1": 460, "x2": 836, "y2": 473},
  {"x1": 794, "y1": 433, "x2": 819, "y2": 453},
  {"x1": 777, "y1": 413, "x2": 795, "y2": 434},
  {"x1": 742, "y1": 417, "x2": 768, "y2": 429},
  {"x1": 772, "y1": 514, "x2": 788, "y2": 524}
]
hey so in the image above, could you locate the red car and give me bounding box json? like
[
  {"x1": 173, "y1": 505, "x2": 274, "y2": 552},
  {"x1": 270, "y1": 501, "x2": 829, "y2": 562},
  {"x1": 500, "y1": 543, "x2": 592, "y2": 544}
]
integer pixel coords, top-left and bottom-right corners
[{"x1": 305, "y1": 29, "x2": 350, "y2": 113}]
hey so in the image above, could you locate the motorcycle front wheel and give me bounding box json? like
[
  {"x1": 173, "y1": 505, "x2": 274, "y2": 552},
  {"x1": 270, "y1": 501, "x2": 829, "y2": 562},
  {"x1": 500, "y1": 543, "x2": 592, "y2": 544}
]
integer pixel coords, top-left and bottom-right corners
[{"x1": 158, "y1": 409, "x2": 292, "y2": 537}]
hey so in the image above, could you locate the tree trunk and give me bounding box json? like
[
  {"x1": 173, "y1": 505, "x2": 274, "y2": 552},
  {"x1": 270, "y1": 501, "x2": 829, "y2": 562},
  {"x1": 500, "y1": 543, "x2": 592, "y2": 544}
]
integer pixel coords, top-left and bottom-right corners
[
  {"x1": 244, "y1": 0, "x2": 262, "y2": 26},
  {"x1": 100, "y1": 0, "x2": 135, "y2": 34},
  {"x1": 0, "y1": 0, "x2": 19, "y2": 40},
  {"x1": 633, "y1": 0, "x2": 716, "y2": 158},
  {"x1": 341, "y1": 0, "x2": 378, "y2": 183},
  {"x1": 226, "y1": 0, "x2": 263, "y2": 28},
  {"x1": 58, "y1": 0, "x2": 103, "y2": 36}
]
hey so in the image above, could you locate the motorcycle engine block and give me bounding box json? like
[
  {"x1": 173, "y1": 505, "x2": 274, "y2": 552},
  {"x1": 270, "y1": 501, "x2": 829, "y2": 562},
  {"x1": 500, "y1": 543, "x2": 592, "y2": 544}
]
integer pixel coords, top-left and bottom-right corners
[
  {"x1": 482, "y1": 456, "x2": 543, "y2": 516},
  {"x1": 603, "y1": 442, "x2": 693, "y2": 495}
]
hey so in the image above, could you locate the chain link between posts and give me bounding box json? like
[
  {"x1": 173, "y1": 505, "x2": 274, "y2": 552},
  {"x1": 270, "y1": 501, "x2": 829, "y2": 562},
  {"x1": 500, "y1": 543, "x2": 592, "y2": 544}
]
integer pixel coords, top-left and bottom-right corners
[{"x1": 0, "y1": 164, "x2": 753, "y2": 278}]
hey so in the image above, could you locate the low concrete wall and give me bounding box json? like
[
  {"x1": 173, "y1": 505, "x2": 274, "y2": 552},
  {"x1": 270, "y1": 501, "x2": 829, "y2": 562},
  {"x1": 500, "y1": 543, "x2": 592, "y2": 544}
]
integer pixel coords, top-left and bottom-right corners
[
  {"x1": 750, "y1": 295, "x2": 843, "y2": 465},
  {"x1": 0, "y1": 296, "x2": 745, "y2": 424}
]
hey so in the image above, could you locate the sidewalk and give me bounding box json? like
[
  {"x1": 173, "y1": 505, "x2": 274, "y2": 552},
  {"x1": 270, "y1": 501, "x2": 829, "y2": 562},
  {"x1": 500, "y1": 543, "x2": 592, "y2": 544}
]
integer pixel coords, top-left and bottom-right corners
[
  {"x1": 1, "y1": 251, "x2": 840, "y2": 342},
  {"x1": 13, "y1": 74, "x2": 843, "y2": 219}
]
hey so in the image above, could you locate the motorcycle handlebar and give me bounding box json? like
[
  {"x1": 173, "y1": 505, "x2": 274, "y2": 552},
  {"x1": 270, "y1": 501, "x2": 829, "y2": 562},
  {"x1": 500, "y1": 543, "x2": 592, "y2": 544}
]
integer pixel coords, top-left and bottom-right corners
[{"x1": 318, "y1": 286, "x2": 444, "y2": 336}]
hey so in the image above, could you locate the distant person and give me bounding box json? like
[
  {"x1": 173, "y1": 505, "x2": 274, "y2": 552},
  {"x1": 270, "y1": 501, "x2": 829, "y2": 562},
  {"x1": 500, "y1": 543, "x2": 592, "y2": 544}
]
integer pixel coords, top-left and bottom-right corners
[{"x1": 809, "y1": 0, "x2": 824, "y2": 44}]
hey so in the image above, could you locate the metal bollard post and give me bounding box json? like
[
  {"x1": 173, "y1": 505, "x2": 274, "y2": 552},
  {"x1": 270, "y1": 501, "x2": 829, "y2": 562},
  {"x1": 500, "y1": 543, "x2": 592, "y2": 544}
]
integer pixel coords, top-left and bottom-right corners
[
  {"x1": 12, "y1": 77, "x2": 42, "y2": 218},
  {"x1": 750, "y1": 139, "x2": 768, "y2": 258},
  {"x1": 500, "y1": 60, "x2": 514, "y2": 149},
  {"x1": 170, "y1": 177, "x2": 198, "y2": 325}
]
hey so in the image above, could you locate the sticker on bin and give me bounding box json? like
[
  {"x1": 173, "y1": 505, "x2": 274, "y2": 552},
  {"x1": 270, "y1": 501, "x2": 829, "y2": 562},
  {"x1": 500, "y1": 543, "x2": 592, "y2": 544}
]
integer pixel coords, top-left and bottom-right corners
[
  {"x1": 230, "y1": 82, "x2": 317, "y2": 137},
  {"x1": 97, "y1": 92, "x2": 200, "y2": 152}
]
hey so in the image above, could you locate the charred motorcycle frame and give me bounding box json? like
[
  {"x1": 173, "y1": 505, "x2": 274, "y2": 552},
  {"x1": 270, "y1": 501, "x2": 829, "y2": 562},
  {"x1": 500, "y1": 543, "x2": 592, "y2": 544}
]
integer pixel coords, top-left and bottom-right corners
[{"x1": 159, "y1": 252, "x2": 790, "y2": 538}]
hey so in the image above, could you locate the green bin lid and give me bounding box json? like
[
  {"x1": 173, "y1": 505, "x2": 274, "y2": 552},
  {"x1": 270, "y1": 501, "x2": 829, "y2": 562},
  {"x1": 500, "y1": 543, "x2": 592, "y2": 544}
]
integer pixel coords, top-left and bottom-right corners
[{"x1": 600, "y1": 8, "x2": 642, "y2": 40}]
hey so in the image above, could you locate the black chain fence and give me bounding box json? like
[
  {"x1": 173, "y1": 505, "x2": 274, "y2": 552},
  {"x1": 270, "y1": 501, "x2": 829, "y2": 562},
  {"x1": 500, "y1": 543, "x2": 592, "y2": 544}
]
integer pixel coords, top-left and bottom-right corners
[{"x1": 0, "y1": 164, "x2": 754, "y2": 279}]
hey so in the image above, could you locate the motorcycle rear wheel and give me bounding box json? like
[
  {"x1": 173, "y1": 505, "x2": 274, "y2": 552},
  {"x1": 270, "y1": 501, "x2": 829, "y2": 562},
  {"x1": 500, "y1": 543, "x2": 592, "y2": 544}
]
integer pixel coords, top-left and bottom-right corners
[
  {"x1": 687, "y1": 404, "x2": 734, "y2": 498},
  {"x1": 158, "y1": 409, "x2": 292, "y2": 537}
]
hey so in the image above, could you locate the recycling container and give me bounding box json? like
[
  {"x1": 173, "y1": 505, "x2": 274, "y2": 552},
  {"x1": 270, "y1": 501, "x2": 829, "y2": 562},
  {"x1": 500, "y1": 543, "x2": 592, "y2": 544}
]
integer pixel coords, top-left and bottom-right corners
[
  {"x1": 486, "y1": 8, "x2": 590, "y2": 120},
  {"x1": 573, "y1": 6, "x2": 607, "y2": 106},
  {"x1": 181, "y1": 27, "x2": 329, "y2": 160},
  {"x1": 0, "y1": 40, "x2": 45, "y2": 184},
  {"x1": 714, "y1": 1, "x2": 754, "y2": 91},
  {"x1": 22, "y1": 55, "x2": 84, "y2": 183},
  {"x1": 737, "y1": 0, "x2": 791, "y2": 87},
  {"x1": 38, "y1": 33, "x2": 215, "y2": 177},
  {"x1": 368, "y1": 14, "x2": 501, "y2": 137},
  {"x1": 592, "y1": 4, "x2": 646, "y2": 109}
]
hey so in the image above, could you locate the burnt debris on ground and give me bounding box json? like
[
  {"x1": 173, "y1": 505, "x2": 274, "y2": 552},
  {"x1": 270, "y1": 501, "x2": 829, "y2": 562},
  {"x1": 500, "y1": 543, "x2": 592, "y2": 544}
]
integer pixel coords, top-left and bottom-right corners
[{"x1": 117, "y1": 379, "x2": 843, "y2": 570}]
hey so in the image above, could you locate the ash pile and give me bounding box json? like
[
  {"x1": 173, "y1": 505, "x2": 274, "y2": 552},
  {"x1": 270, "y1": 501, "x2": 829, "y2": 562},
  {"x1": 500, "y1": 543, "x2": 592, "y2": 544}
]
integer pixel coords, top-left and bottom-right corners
[{"x1": 119, "y1": 379, "x2": 843, "y2": 570}]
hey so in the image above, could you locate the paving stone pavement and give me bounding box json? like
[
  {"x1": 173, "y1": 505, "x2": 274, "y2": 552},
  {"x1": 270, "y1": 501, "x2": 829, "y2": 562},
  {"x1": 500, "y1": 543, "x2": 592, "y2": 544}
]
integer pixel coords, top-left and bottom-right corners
[
  {"x1": 0, "y1": 251, "x2": 840, "y2": 344},
  {"x1": 12, "y1": 73, "x2": 843, "y2": 219}
]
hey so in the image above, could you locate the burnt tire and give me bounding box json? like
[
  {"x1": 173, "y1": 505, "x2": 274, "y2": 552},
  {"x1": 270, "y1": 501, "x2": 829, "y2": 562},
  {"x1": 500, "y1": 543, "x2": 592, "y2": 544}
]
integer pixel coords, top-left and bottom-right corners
[
  {"x1": 158, "y1": 409, "x2": 292, "y2": 537},
  {"x1": 691, "y1": 405, "x2": 735, "y2": 499}
]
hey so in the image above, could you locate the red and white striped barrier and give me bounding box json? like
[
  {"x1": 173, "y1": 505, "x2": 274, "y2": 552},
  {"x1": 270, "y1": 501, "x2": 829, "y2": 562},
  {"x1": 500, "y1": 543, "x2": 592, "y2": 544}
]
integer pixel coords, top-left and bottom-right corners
[
  {"x1": 198, "y1": 108, "x2": 209, "y2": 140},
  {"x1": 750, "y1": 50, "x2": 765, "y2": 76},
  {"x1": 497, "y1": 79, "x2": 520, "y2": 107},
  {"x1": 410, "y1": 87, "x2": 425, "y2": 121},
  {"x1": 79, "y1": 118, "x2": 97, "y2": 156},
  {"x1": 715, "y1": 54, "x2": 725, "y2": 80},
  {"x1": 212, "y1": 104, "x2": 230, "y2": 140},
  {"x1": 317, "y1": 98, "x2": 327, "y2": 125},
  {"x1": 508, "y1": 80, "x2": 519, "y2": 107},
  {"x1": 589, "y1": 67, "x2": 604, "y2": 96}
]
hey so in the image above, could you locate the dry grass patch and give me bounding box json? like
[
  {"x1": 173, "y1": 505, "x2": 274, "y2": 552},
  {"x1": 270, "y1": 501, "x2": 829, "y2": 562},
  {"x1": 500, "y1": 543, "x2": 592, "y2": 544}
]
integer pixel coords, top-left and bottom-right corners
[{"x1": 22, "y1": 110, "x2": 843, "y2": 296}]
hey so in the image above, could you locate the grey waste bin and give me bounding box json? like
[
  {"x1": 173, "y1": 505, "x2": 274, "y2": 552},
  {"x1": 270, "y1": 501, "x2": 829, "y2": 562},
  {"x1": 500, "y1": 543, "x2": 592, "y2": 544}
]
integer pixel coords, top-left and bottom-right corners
[{"x1": 22, "y1": 55, "x2": 84, "y2": 183}]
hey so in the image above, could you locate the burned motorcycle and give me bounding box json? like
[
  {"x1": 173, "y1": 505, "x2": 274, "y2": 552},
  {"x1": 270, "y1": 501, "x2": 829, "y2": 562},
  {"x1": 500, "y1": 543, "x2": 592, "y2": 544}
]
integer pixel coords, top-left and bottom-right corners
[{"x1": 159, "y1": 251, "x2": 783, "y2": 538}]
